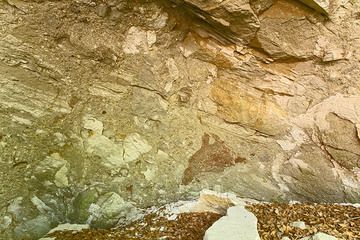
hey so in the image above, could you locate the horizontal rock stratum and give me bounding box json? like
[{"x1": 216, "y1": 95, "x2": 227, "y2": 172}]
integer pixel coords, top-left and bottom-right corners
[{"x1": 0, "y1": 0, "x2": 359, "y2": 239}]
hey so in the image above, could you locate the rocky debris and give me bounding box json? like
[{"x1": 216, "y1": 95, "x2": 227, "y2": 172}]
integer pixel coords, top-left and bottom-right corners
[
  {"x1": 247, "y1": 203, "x2": 360, "y2": 239},
  {"x1": 36, "y1": 197, "x2": 359, "y2": 240},
  {"x1": 46, "y1": 212, "x2": 222, "y2": 240},
  {"x1": 203, "y1": 206, "x2": 260, "y2": 240},
  {"x1": 47, "y1": 223, "x2": 89, "y2": 234},
  {"x1": 87, "y1": 192, "x2": 139, "y2": 228},
  {"x1": 290, "y1": 220, "x2": 308, "y2": 230},
  {"x1": 39, "y1": 223, "x2": 90, "y2": 239},
  {"x1": 154, "y1": 189, "x2": 258, "y2": 217},
  {"x1": 300, "y1": 232, "x2": 338, "y2": 240}
]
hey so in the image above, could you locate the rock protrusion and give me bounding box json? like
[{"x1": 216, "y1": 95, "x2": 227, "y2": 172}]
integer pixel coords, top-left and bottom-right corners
[{"x1": 171, "y1": 0, "x2": 260, "y2": 44}]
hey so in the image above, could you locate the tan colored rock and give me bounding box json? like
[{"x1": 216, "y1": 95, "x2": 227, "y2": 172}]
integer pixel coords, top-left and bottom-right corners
[
  {"x1": 211, "y1": 78, "x2": 289, "y2": 135},
  {"x1": 1, "y1": 0, "x2": 360, "y2": 238},
  {"x1": 172, "y1": 0, "x2": 260, "y2": 44},
  {"x1": 251, "y1": 0, "x2": 320, "y2": 60},
  {"x1": 250, "y1": 0, "x2": 274, "y2": 14},
  {"x1": 190, "y1": 189, "x2": 257, "y2": 214}
]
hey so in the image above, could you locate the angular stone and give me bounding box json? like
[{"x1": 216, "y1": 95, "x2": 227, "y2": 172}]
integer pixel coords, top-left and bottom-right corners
[
  {"x1": 83, "y1": 116, "x2": 104, "y2": 135},
  {"x1": 70, "y1": 189, "x2": 99, "y2": 223},
  {"x1": 123, "y1": 133, "x2": 152, "y2": 162},
  {"x1": 122, "y1": 26, "x2": 151, "y2": 54},
  {"x1": 290, "y1": 220, "x2": 307, "y2": 229},
  {"x1": 191, "y1": 190, "x2": 259, "y2": 214},
  {"x1": 96, "y1": 4, "x2": 110, "y2": 17},
  {"x1": 14, "y1": 215, "x2": 51, "y2": 240},
  {"x1": 54, "y1": 164, "x2": 69, "y2": 188},
  {"x1": 204, "y1": 206, "x2": 260, "y2": 240},
  {"x1": 47, "y1": 223, "x2": 89, "y2": 234},
  {"x1": 251, "y1": 0, "x2": 319, "y2": 60},
  {"x1": 88, "y1": 192, "x2": 138, "y2": 228}
]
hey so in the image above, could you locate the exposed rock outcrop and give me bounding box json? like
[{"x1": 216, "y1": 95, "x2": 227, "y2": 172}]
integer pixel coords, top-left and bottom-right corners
[{"x1": 0, "y1": 0, "x2": 360, "y2": 239}]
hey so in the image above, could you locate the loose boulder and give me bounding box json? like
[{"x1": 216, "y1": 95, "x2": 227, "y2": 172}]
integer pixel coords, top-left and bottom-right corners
[{"x1": 203, "y1": 206, "x2": 260, "y2": 240}]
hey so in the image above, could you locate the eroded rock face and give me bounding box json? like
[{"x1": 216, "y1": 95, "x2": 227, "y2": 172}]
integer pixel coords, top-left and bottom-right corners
[{"x1": 0, "y1": 0, "x2": 360, "y2": 239}]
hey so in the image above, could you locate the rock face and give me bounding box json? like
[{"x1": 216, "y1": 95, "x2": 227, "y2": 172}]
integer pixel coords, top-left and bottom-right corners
[
  {"x1": 171, "y1": 0, "x2": 260, "y2": 44},
  {"x1": 0, "y1": 0, "x2": 360, "y2": 239},
  {"x1": 203, "y1": 206, "x2": 260, "y2": 240}
]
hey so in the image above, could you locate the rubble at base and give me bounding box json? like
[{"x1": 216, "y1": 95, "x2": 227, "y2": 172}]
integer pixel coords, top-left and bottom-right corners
[{"x1": 40, "y1": 190, "x2": 359, "y2": 240}]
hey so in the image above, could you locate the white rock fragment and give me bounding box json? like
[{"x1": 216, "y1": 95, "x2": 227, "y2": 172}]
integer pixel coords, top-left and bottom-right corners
[
  {"x1": 166, "y1": 58, "x2": 180, "y2": 80},
  {"x1": 290, "y1": 220, "x2": 307, "y2": 230},
  {"x1": 83, "y1": 116, "x2": 104, "y2": 135},
  {"x1": 85, "y1": 134, "x2": 124, "y2": 168},
  {"x1": 157, "y1": 189, "x2": 258, "y2": 220},
  {"x1": 300, "y1": 232, "x2": 338, "y2": 240},
  {"x1": 0, "y1": 216, "x2": 12, "y2": 229},
  {"x1": 152, "y1": 11, "x2": 168, "y2": 29},
  {"x1": 122, "y1": 27, "x2": 152, "y2": 54},
  {"x1": 203, "y1": 206, "x2": 260, "y2": 240},
  {"x1": 31, "y1": 196, "x2": 52, "y2": 214},
  {"x1": 87, "y1": 192, "x2": 138, "y2": 226},
  {"x1": 54, "y1": 165, "x2": 69, "y2": 188},
  {"x1": 47, "y1": 223, "x2": 89, "y2": 234},
  {"x1": 322, "y1": 48, "x2": 345, "y2": 62},
  {"x1": 147, "y1": 31, "x2": 157, "y2": 47},
  {"x1": 123, "y1": 133, "x2": 152, "y2": 162},
  {"x1": 11, "y1": 115, "x2": 32, "y2": 125}
]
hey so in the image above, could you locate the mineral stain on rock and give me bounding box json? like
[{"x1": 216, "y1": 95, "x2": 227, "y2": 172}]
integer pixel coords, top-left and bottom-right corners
[{"x1": 182, "y1": 134, "x2": 245, "y2": 185}]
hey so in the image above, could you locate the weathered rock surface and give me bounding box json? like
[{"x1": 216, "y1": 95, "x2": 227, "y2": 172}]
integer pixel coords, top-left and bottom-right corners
[
  {"x1": 203, "y1": 205, "x2": 260, "y2": 240},
  {"x1": 0, "y1": 0, "x2": 359, "y2": 239},
  {"x1": 171, "y1": 0, "x2": 260, "y2": 44}
]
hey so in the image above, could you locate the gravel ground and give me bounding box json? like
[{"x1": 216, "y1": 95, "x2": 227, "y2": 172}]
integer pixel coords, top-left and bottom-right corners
[
  {"x1": 247, "y1": 203, "x2": 360, "y2": 240},
  {"x1": 48, "y1": 203, "x2": 359, "y2": 240},
  {"x1": 49, "y1": 212, "x2": 222, "y2": 240}
]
